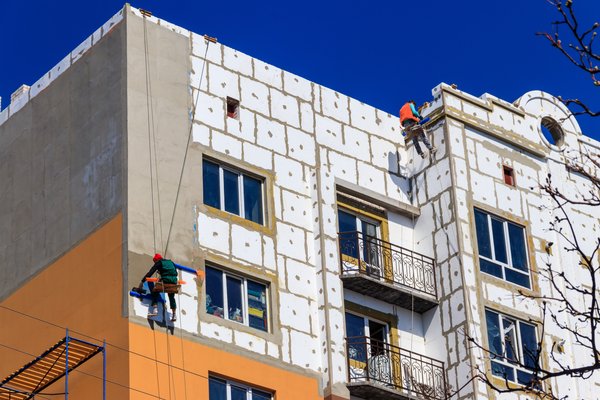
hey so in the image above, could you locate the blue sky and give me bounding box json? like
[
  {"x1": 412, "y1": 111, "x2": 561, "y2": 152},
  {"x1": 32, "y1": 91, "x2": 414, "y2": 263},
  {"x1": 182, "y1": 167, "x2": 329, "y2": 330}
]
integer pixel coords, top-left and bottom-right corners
[{"x1": 1, "y1": 1, "x2": 598, "y2": 141}]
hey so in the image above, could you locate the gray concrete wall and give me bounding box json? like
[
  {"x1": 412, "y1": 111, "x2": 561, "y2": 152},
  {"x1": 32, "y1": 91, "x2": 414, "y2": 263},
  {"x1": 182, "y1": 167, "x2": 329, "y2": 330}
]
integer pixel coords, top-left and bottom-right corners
[
  {"x1": 0, "y1": 22, "x2": 126, "y2": 300},
  {"x1": 124, "y1": 9, "x2": 193, "y2": 281}
]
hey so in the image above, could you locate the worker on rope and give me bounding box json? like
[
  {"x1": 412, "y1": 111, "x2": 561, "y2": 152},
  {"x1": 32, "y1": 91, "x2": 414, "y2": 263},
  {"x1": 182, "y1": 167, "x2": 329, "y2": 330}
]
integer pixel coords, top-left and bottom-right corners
[
  {"x1": 400, "y1": 100, "x2": 436, "y2": 159},
  {"x1": 137, "y1": 253, "x2": 179, "y2": 321}
]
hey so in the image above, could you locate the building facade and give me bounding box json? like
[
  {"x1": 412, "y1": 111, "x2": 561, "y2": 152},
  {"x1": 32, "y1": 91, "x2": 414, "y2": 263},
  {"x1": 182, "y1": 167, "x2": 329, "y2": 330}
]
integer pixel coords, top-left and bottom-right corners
[{"x1": 1, "y1": 5, "x2": 599, "y2": 400}]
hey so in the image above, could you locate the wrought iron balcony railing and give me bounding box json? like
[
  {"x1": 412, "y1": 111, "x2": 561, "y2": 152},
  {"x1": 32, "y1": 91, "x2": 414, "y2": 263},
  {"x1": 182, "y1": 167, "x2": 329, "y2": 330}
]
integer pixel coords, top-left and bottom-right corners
[
  {"x1": 346, "y1": 336, "x2": 447, "y2": 400},
  {"x1": 339, "y1": 231, "x2": 437, "y2": 299}
]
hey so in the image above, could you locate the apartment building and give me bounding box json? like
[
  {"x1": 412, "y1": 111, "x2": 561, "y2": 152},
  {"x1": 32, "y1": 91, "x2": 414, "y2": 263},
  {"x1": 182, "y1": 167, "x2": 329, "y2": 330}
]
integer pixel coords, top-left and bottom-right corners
[{"x1": 1, "y1": 5, "x2": 598, "y2": 400}]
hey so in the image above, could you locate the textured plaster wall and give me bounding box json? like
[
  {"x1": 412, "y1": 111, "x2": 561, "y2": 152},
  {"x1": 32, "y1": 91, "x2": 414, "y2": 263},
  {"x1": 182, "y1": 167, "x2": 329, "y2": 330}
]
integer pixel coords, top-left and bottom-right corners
[{"x1": 0, "y1": 15, "x2": 125, "y2": 301}]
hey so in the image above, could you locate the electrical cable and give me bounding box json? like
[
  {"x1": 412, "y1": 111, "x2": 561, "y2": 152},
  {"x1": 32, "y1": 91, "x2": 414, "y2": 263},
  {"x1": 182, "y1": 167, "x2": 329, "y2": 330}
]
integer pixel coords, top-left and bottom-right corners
[
  {"x1": 0, "y1": 342, "x2": 163, "y2": 399},
  {"x1": 0, "y1": 305, "x2": 210, "y2": 383}
]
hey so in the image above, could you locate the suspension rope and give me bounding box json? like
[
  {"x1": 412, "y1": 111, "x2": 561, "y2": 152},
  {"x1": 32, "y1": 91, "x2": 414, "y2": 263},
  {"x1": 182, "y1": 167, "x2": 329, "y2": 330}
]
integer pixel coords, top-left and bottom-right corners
[
  {"x1": 163, "y1": 38, "x2": 212, "y2": 258},
  {"x1": 142, "y1": 16, "x2": 163, "y2": 400},
  {"x1": 143, "y1": 15, "x2": 157, "y2": 254}
]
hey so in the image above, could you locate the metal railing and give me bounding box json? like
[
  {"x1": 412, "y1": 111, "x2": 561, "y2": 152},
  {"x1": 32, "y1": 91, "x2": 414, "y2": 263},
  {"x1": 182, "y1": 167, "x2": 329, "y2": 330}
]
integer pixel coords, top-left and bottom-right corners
[
  {"x1": 346, "y1": 336, "x2": 447, "y2": 400},
  {"x1": 338, "y1": 231, "x2": 437, "y2": 298}
]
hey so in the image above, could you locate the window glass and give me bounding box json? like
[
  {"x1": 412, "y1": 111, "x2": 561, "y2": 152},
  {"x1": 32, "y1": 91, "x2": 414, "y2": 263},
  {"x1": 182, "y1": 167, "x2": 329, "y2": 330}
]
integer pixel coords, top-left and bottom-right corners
[
  {"x1": 485, "y1": 310, "x2": 502, "y2": 358},
  {"x1": 505, "y1": 269, "x2": 530, "y2": 288},
  {"x1": 502, "y1": 317, "x2": 517, "y2": 363},
  {"x1": 203, "y1": 160, "x2": 221, "y2": 209},
  {"x1": 223, "y1": 170, "x2": 240, "y2": 215},
  {"x1": 209, "y1": 377, "x2": 227, "y2": 400},
  {"x1": 345, "y1": 313, "x2": 366, "y2": 363},
  {"x1": 491, "y1": 218, "x2": 507, "y2": 264},
  {"x1": 243, "y1": 175, "x2": 263, "y2": 224},
  {"x1": 230, "y1": 385, "x2": 246, "y2": 400},
  {"x1": 369, "y1": 320, "x2": 387, "y2": 356},
  {"x1": 486, "y1": 309, "x2": 538, "y2": 384},
  {"x1": 247, "y1": 281, "x2": 268, "y2": 332},
  {"x1": 508, "y1": 222, "x2": 527, "y2": 271},
  {"x1": 338, "y1": 210, "x2": 358, "y2": 259},
  {"x1": 476, "y1": 209, "x2": 530, "y2": 288},
  {"x1": 520, "y1": 322, "x2": 537, "y2": 369},
  {"x1": 226, "y1": 276, "x2": 244, "y2": 323},
  {"x1": 480, "y1": 258, "x2": 502, "y2": 279},
  {"x1": 474, "y1": 209, "x2": 492, "y2": 258},
  {"x1": 252, "y1": 389, "x2": 272, "y2": 400},
  {"x1": 206, "y1": 267, "x2": 224, "y2": 318}
]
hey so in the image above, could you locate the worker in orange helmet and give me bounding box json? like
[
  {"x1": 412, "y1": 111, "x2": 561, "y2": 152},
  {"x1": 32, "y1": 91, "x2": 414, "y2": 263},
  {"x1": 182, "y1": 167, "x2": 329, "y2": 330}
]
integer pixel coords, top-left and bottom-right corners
[
  {"x1": 400, "y1": 100, "x2": 436, "y2": 159},
  {"x1": 136, "y1": 253, "x2": 179, "y2": 321}
]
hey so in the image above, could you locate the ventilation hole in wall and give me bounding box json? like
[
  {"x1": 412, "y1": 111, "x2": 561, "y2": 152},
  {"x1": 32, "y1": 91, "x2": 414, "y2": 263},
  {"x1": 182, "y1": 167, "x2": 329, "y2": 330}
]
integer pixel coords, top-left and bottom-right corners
[
  {"x1": 226, "y1": 97, "x2": 239, "y2": 119},
  {"x1": 503, "y1": 165, "x2": 515, "y2": 186},
  {"x1": 541, "y1": 116, "x2": 565, "y2": 147}
]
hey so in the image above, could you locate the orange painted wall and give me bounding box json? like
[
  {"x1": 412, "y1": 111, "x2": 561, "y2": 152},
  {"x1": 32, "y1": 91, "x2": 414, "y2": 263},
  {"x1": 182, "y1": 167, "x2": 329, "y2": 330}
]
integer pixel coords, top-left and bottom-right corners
[
  {"x1": 0, "y1": 214, "x2": 129, "y2": 399},
  {"x1": 128, "y1": 323, "x2": 323, "y2": 400}
]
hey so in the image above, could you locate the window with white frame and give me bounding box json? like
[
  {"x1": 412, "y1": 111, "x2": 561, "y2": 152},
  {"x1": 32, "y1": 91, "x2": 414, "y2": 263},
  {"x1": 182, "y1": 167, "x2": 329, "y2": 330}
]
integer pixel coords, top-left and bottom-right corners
[
  {"x1": 205, "y1": 265, "x2": 269, "y2": 332},
  {"x1": 474, "y1": 208, "x2": 530, "y2": 288},
  {"x1": 209, "y1": 376, "x2": 271, "y2": 400},
  {"x1": 203, "y1": 159, "x2": 264, "y2": 225},
  {"x1": 485, "y1": 309, "x2": 539, "y2": 387}
]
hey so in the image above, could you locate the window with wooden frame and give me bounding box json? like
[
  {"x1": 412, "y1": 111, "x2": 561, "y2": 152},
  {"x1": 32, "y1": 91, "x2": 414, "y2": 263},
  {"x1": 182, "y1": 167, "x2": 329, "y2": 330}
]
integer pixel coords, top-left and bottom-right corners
[{"x1": 503, "y1": 165, "x2": 515, "y2": 187}]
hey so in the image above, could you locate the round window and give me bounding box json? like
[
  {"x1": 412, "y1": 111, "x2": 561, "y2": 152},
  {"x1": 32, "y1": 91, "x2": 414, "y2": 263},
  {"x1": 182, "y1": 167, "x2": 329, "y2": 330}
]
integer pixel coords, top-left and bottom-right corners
[{"x1": 540, "y1": 117, "x2": 565, "y2": 147}]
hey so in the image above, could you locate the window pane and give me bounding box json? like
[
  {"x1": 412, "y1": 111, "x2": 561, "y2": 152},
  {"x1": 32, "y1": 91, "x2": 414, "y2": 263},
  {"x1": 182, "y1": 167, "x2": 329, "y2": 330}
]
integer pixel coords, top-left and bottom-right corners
[
  {"x1": 517, "y1": 370, "x2": 535, "y2": 387},
  {"x1": 243, "y1": 175, "x2": 263, "y2": 224},
  {"x1": 491, "y1": 361, "x2": 515, "y2": 382},
  {"x1": 505, "y1": 268, "x2": 531, "y2": 288},
  {"x1": 209, "y1": 377, "x2": 227, "y2": 400},
  {"x1": 345, "y1": 313, "x2": 366, "y2": 363},
  {"x1": 247, "y1": 281, "x2": 268, "y2": 332},
  {"x1": 230, "y1": 385, "x2": 246, "y2": 400},
  {"x1": 252, "y1": 389, "x2": 272, "y2": 400},
  {"x1": 520, "y1": 322, "x2": 538, "y2": 369},
  {"x1": 485, "y1": 310, "x2": 502, "y2": 358},
  {"x1": 223, "y1": 170, "x2": 240, "y2": 215},
  {"x1": 206, "y1": 267, "x2": 224, "y2": 318},
  {"x1": 508, "y1": 223, "x2": 528, "y2": 272},
  {"x1": 226, "y1": 276, "x2": 244, "y2": 323},
  {"x1": 480, "y1": 258, "x2": 503, "y2": 279},
  {"x1": 203, "y1": 160, "x2": 221, "y2": 209},
  {"x1": 502, "y1": 317, "x2": 517, "y2": 363},
  {"x1": 475, "y1": 209, "x2": 492, "y2": 258},
  {"x1": 338, "y1": 210, "x2": 358, "y2": 259},
  {"x1": 491, "y1": 218, "x2": 507, "y2": 263}
]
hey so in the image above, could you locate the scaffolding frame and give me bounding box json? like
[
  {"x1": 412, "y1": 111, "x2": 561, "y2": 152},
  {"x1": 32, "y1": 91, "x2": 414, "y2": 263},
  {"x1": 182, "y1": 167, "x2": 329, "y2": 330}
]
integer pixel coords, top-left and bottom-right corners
[{"x1": 0, "y1": 329, "x2": 106, "y2": 400}]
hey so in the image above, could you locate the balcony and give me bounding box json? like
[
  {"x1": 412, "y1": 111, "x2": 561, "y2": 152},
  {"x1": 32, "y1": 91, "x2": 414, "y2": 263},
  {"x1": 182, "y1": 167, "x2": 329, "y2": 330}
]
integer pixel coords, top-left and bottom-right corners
[
  {"x1": 338, "y1": 231, "x2": 438, "y2": 312},
  {"x1": 346, "y1": 337, "x2": 447, "y2": 400}
]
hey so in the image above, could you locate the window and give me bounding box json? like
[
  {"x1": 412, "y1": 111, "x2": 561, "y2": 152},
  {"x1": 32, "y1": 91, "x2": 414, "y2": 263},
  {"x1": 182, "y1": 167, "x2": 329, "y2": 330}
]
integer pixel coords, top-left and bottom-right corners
[
  {"x1": 485, "y1": 309, "x2": 539, "y2": 387},
  {"x1": 205, "y1": 265, "x2": 269, "y2": 332},
  {"x1": 227, "y1": 97, "x2": 240, "y2": 119},
  {"x1": 502, "y1": 165, "x2": 515, "y2": 186},
  {"x1": 338, "y1": 208, "x2": 382, "y2": 275},
  {"x1": 345, "y1": 312, "x2": 388, "y2": 364},
  {"x1": 209, "y1": 376, "x2": 271, "y2": 400},
  {"x1": 203, "y1": 159, "x2": 264, "y2": 225},
  {"x1": 474, "y1": 208, "x2": 530, "y2": 288}
]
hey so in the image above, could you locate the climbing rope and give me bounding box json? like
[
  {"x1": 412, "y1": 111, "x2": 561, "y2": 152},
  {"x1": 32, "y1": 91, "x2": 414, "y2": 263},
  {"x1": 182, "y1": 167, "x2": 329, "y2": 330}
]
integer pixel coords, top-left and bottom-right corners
[{"x1": 163, "y1": 37, "x2": 212, "y2": 258}]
